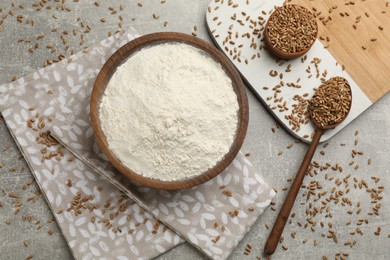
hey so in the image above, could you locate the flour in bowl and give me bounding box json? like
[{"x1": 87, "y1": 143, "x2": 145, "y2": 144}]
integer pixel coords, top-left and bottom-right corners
[{"x1": 99, "y1": 43, "x2": 239, "y2": 181}]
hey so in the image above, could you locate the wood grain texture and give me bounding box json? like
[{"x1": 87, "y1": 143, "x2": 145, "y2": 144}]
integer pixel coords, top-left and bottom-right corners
[
  {"x1": 264, "y1": 128, "x2": 324, "y2": 255},
  {"x1": 293, "y1": 0, "x2": 390, "y2": 102},
  {"x1": 91, "y1": 32, "x2": 249, "y2": 190}
]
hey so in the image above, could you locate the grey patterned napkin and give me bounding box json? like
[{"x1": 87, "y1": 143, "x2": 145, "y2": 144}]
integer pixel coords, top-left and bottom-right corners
[
  {"x1": 46, "y1": 32, "x2": 276, "y2": 259},
  {"x1": 0, "y1": 28, "x2": 183, "y2": 260},
  {"x1": 0, "y1": 25, "x2": 275, "y2": 259}
]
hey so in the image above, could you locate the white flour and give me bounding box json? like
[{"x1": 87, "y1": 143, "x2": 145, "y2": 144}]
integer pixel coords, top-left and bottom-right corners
[{"x1": 99, "y1": 43, "x2": 239, "y2": 181}]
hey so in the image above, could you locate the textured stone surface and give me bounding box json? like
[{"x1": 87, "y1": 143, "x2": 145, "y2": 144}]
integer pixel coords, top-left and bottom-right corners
[{"x1": 0, "y1": 1, "x2": 389, "y2": 260}]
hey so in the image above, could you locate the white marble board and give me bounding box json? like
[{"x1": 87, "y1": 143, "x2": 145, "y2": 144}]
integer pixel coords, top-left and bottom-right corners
[{"x1": 205, "y1": 0, "x2": 372, "y2": 142}]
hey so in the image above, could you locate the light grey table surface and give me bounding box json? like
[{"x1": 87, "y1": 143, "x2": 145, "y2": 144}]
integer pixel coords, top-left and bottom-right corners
[{"x1": 0, "y1": 1, "x2": 389, "y2": 260}]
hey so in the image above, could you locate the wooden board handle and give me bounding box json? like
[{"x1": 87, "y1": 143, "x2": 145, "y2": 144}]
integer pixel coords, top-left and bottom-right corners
[{"x1": 264, "y1": 129, "x2": 324, "y2": 255}]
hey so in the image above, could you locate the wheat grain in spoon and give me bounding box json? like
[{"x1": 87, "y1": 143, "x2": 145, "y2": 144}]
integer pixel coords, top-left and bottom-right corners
[{"x1": 264, "y1": 77, "x2": 352, "y2": 255}]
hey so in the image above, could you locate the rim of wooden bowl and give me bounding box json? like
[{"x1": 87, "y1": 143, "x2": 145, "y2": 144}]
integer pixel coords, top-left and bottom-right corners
[
  {"x1": 90, "y1": 32, "x2": 249, "y2": 190},
  {"x1": 264, "y1": 4, "x2": 318, "y2": 60}
]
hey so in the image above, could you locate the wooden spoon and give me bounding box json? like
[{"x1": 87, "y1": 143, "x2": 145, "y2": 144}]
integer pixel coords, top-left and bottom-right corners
[{"x1": 264, "y1": 77, "x2": 352, "y2": 255}]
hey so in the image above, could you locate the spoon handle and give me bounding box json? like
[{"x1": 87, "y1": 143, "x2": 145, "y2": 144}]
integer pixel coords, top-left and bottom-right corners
[{"x1": 264, "y1": 129, "x2": 324, "y2": 255}]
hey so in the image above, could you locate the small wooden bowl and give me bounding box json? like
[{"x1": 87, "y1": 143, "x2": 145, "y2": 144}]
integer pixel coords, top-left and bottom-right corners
[
  {"x1": 90, "y1": 32, "x2": 249, "y2": 190},
  {"x1": 264, "y1": 4, "x2": 318, "y2": 60}
]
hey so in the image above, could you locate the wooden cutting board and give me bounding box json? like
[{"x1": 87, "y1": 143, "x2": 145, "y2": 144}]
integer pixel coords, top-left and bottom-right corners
[
  {"x1": 293, "y1": 0, "x2": 390, "y2": 103},
  {"x1": 206, "y1": 0, "x2": 390, "y2": 142}
]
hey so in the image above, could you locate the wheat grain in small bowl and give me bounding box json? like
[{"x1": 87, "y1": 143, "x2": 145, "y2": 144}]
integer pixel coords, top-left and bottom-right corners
[
  {"x1": 91, "y1": 32, "x2": 248, "y2": 190},
  {"x1": 264, "y1": 4, "x2": 318, "y2": 60}
]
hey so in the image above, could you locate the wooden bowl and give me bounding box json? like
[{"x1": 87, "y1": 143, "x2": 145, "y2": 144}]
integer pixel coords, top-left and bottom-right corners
[
  {"x1": 264, "y1": 4, "x2": 318, "y2": 60},
  {"x1": 90, "y1": 32, "x2": 249, "y2": 190}
]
